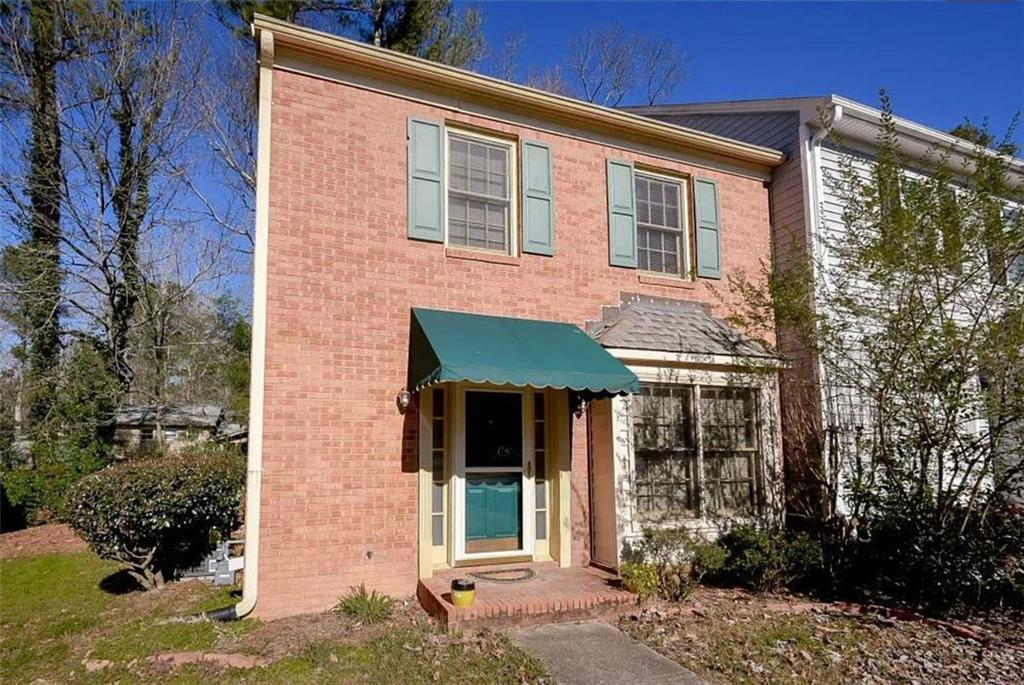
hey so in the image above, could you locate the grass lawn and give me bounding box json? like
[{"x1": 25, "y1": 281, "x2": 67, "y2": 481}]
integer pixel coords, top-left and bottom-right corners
[{"x1": 0, "y1": 551, "x2": 547, "y2": 684}]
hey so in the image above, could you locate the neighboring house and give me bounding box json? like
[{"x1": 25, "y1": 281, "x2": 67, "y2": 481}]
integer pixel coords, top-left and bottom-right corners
[
  {"x1": 112, "y1": 405, "x2": 224, "y2": 454},
  {"x1": 242, "y1": 15, "x2": 786, "y2": 619},
  {"x1": 631, "y1": 96, "x2": 1024, "y2": 520}
]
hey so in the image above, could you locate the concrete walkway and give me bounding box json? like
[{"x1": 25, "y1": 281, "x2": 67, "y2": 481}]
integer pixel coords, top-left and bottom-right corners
[{"x1": 508, "y1": 620, "x2": 705, "y2": 685}]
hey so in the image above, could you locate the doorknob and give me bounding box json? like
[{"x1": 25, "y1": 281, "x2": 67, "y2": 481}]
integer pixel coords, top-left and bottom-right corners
[{"x1": 525, "y1": 462, "x2": 533, "y2": 478}]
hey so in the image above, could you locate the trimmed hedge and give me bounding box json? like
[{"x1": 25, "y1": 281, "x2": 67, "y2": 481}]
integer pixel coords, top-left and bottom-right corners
[
  {"x1": 716, "y1": 525, "x2": 823, "y2": 593},
  {"x1": 65, "y1": 448, "x2": 245, "y2": 589}
]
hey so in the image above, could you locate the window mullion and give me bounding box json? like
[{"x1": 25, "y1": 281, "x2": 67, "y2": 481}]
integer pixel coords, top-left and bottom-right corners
[{"x1": 693, "y1": 384, "x2": 705, "y2": 519}]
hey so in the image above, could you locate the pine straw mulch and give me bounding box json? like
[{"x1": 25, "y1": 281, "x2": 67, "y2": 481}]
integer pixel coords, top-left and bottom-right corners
[
  {"x1": 619, "y1": 587, "x2": 1024, "y2": 685},
  {"x1": 0, "y1": 523, "x2": 87, "y2": 559}
]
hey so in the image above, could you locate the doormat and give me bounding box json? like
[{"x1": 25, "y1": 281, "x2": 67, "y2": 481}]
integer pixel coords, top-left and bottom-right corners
[{"x1": 469, "y1": 568, "x2": 537, "y2": 584}]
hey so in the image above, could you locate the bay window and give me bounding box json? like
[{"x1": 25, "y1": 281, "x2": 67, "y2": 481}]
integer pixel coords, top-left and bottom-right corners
[{"x1": 633, "y1": 383, "x2": 761, "y2": 521}]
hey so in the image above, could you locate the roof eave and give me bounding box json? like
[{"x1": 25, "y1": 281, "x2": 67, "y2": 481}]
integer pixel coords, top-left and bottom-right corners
[
  {"x1": 252, "y1": 15, "x2": 785, "y2": 169},
  {"x1": 814, "y1": 95, "x2": 1024, "y2": 180}
]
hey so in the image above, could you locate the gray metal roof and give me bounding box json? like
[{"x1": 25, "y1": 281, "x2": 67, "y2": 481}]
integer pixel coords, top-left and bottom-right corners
[
  {"x1": 588, "y1": 294, "x2": 775, "y2": 359},
  {"x1": 113, "y1": 405, "x2": 224, "y2": 428}
]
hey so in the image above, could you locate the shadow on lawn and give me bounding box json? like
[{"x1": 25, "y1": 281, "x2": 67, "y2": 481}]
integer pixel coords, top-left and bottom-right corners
[{"x1": 99, "y1": 568, "x2": 144, "y2": 595}]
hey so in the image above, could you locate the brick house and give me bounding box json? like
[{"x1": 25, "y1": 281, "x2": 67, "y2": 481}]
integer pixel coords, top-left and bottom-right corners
[{"x1": 240, "y1": 15, "x2": 787, "y2": 620}]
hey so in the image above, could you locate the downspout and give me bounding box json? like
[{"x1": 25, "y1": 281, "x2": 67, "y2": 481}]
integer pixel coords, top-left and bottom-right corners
[
  {"x1": 202, "y1": 27, "x2": 275, "y2": 622},
  {"x1": 806, "y1": 101, "x2": 843, "y2": 518}
]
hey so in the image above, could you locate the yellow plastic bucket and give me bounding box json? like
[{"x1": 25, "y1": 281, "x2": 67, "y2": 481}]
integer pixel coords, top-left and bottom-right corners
[{"x1": 451, "y1": 578, "x2": 476, "y2": 607}]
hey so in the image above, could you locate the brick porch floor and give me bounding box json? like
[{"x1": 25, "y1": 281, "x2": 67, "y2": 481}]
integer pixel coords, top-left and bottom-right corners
[{"x1": 417, "y1": 561, "x2": 637, "y2": 630}]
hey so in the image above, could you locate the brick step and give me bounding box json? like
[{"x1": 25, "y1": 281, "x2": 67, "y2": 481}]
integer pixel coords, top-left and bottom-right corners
[{"x1": 417, "y1": 563, "x2": 637, "y2": 630}]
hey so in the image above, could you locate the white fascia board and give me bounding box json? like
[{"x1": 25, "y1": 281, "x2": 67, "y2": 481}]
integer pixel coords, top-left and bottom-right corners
[
  {"x1": 809, "y1": 95, "x2": 1024, "y2": 181},
  {"x1": 605, "y1": 347, "x2": 785, "y2": 368}
]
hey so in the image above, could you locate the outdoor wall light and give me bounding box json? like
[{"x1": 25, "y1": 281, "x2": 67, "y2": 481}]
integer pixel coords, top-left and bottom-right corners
[
  {"x1": 573, "y1": 398, "x2": 590, "y2": 418},
  {"x1": 396, "y1": 390, "x2": 412, "y2": 413}
]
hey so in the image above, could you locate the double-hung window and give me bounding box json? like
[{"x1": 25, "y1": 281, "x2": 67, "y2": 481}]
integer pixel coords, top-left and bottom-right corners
[
  {"x1": 447, "y1": 131, "x2": 514, "y2": 254},
  {"x1": 632, "y1": 383, "x2": 761, "y2": 521},
  {"x1": 635, "y1": 172, "x2": 688, "y2": 277}
]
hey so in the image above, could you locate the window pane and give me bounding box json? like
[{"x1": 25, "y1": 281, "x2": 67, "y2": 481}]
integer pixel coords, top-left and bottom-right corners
[
  {"x1": 466, "y1": 391, "x2": 522, "y2": 468},
  {"x1": 700, "y1": 387, "x2": 759, "y2": 514},
  {"x1": 637, "y1": 199, "x2": 650, "y2": 225},
  {"x1": 1009, "y1": 253, "x2": 1024, "y2": 284},
  {"x1": 650, "y1": 181, "x2": 663, "y2": 204},
  {"x1": 633, "y1": 385, "x2": 697, "y2": 520},
  {"x1": 450, "y1": 139, "x2": 468, "y2": 191},
  {"x1": 432, "y1": 515, "x2": 444, "y2": 546}
]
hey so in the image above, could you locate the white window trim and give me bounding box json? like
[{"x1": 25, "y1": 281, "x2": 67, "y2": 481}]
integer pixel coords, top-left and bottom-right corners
[
  {"x1": 634, "y1": 168, "x2": 691, "y2": 279},
  {"x1": 610, "y1": 361, "x2": 778, "y2": 549},
  {"x1": 443, "y1": 126, "x2": 519, "y2": 257}
]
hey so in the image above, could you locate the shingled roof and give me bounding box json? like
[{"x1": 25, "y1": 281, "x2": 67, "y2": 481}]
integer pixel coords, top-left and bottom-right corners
[
  {"x1": 588, "y1": 294, "x2": 775, "y2": 359},
  {"x1": 112, "y1": 405, "x2": 224, "y2": 429}
]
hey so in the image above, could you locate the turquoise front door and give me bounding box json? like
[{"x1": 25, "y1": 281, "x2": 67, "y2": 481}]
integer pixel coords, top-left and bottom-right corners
[
  {"x1": 462, "y1": 390, "x2": 527, "y2": 555},
  {"x1": 466, "y1": 474, "x2": 522, "y2": 541}
]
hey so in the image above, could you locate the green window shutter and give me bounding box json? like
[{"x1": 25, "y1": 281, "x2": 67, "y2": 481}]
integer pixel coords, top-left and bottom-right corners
[
  {"x1": 694, "y1": 177, "x2": 722, "y2": 279},
  {"x1": 407, "y1": 117, "x2": 444, "y2": 242},
  {"x1": 607, "y1": 159, "x2": 637, "y2": 268},
  {"x1": 521, "y1": 139, "x2": 555, "y2": 256}
]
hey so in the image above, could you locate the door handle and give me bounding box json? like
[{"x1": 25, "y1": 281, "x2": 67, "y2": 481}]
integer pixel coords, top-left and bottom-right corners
[{"x1": 525, "y1": 462, "x2": 533, "y2": 478}]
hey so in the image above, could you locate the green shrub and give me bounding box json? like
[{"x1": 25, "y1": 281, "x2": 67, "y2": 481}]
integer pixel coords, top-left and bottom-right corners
[
  {"x1": 717, "y1": 525, "x2": 823, "y2": 593},
  {"x1": 835, "y1": 498, "x2": 1024, "y2": 613},
  {"x1": 338, "y1": 584, "x2": 394, "y2": 623},
  {"x1": 1, "y1": 340, "x2": 120, "y2": 524},
  {"x1": 2, "y1": 441, "x2": 110, "y2": 523},
  {"x1": 619, "y1": 561, "x2": 659, "y2": 601},
  {"x1": 691, "y1": 538, "x2": 729, "y2": 583},
  {"x1": 628, "y1": 527, "x2": 729, "y2": 601},
  {"x1": 64, "y1": 446, "x2": 245, "y2": 589}
]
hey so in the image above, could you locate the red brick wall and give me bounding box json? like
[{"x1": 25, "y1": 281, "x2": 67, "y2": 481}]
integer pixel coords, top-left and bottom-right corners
[{"x1": 256, "y1": 66, "x2": 775, "y2": 619}]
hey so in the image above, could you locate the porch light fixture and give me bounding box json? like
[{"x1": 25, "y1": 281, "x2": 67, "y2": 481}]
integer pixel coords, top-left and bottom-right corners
[
  {"x1": 396, "y1": 389, "x2": 412, "y2": 413},
  {"x1": 573, "y1": 396, "x2": 590, "y2": 419}
]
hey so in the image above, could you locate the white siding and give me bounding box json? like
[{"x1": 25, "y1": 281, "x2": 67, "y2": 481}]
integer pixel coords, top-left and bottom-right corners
[{"x1": 812, "y1": 142, "x2": 1010, "y2": 510}]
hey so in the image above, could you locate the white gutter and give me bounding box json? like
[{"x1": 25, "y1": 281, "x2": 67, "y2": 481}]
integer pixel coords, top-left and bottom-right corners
[
  {"x1": 812, "y1": 103, "x2": 843, "y2": 144},
  {"x1": 231, "y1": 26, "x2": 275, "y2": 620}
]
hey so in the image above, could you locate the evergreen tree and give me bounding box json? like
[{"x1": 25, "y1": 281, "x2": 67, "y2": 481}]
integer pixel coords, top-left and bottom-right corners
[{"x1": 217, "y1": 0, "x2": 485, "y2": 68}]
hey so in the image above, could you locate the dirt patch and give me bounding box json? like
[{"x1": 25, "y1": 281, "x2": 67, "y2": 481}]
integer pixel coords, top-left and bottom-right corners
[
  {"x1": 621, "y1": 587, "x2": 1024, "y2": 685},
  {"x1": 0, "y1": 523, "x2": 87, "y2": 559},
  {"x1": 223, "y1": 597, "x2": 430, "y2": 659},
  {"x1": 147, "y1": 651, "x2": 273, "y2": 669}
]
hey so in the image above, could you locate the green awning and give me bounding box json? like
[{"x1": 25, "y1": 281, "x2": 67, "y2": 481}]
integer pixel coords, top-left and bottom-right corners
[{"x1": 408, "y1": 308, "x2": 639, "y2": 396}]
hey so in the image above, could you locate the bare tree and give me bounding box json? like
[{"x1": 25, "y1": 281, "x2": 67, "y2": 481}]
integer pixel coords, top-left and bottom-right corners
[
  {"x1": 55, "y1": 2, "x2": 234, "y2": 395},
  {"x1": 521, "y1": 27, "x2": 686, "y2": 107},
  {"x1": 567, "y1": 27, "x2": 634, "y2": 107},
  {"x1": 189, "y1": 43, "x2": 258, "y2": 250},
  {"x1": 636, "y1": 36, "x2": 686, "y2": 107},
  {"x1": 524, "y1": 65, "x2": 575, "y2": 99},
  {"x1": 487, "y1": 29, "x2": 523, "y2": 82}
]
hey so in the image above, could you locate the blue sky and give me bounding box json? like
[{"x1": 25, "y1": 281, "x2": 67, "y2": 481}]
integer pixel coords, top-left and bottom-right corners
[{"x1": 467, "y1": 1, "x2": 1024, "y2": 146}]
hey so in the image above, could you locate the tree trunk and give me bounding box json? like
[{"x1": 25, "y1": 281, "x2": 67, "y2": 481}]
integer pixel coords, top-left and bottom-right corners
[{"x1": 24, "y1": 0, "x2": 65, "y2": 428}]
